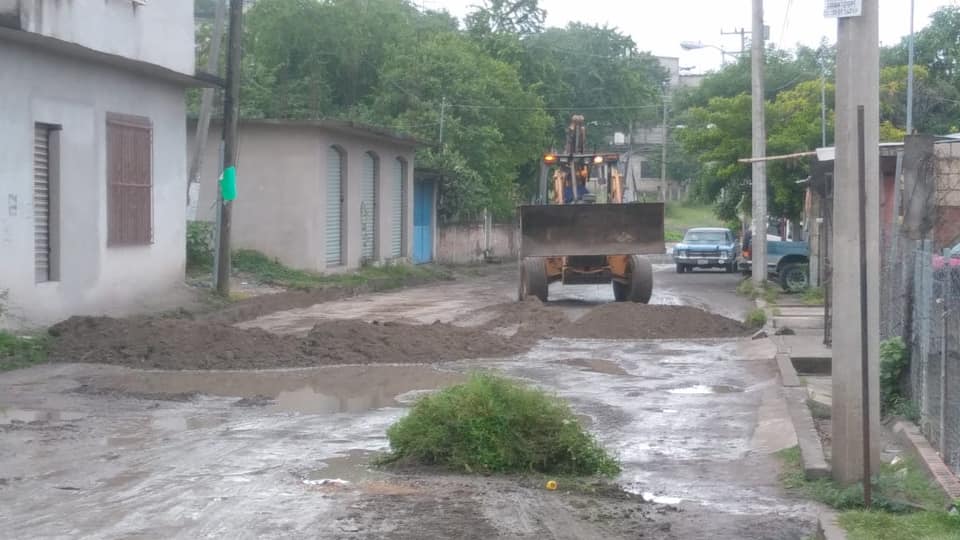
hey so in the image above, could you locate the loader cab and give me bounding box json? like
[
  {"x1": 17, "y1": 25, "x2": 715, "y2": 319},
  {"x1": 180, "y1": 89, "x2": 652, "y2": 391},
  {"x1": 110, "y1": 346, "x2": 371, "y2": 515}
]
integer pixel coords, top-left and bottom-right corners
[{"x1": 543, "y1": 152, "x2": 620, "y2": 205}]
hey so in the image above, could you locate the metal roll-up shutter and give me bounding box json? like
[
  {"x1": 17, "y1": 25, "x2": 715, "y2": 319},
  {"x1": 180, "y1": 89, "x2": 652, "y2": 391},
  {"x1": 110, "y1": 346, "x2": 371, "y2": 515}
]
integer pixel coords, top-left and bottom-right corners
[
  {"x1": 34, "y1": 125, "x2": 51, "y2": 282},
  {"x1": 391, "y1": 159, "x2": 404, "y2": 258},
  {"x1": 361, "y1": 153, "x2": 376, "y2": 260},
  {"x1": 326, "y1": 147, "x2": 343, "y2": 266}
]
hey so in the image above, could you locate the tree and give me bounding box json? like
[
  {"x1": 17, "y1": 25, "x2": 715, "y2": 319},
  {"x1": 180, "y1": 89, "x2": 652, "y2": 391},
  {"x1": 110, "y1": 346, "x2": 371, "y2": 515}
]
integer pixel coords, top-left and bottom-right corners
[
  {"x1": 465, "y1": 0, "x2": 545, "y2": 36},
  {"x1": 370, "y1": 32, "x2": 551, "y2": 221}
]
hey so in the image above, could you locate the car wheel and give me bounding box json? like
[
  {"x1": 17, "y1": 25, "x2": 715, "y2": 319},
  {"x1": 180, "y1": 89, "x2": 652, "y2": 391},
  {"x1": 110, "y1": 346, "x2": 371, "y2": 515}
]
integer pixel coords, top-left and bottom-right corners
[
  {"x1": 727, "y1": 262, "x2": 736, "y2": 273},
  {"x1": 779, "y1": 263, "x2": 809, "y2": 293},
  {"x1": 676, "y1": 263, "x2": 685, "y2": 274}
]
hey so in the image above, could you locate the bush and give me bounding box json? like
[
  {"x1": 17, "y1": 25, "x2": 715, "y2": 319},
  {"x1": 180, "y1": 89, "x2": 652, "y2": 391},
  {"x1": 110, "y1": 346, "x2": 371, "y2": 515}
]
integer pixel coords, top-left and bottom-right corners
[
  {"x1": 745, "y1": 308, "x2": 767, "y2": 329},
  {"x1": 186, "y1": 221, "x2": 215, "y2": 270},
  {"x1": 0, "y1": 331, "x2": 49, "y2": 372},
  {"x1": 880, "y1": 337, "x2": 909, "y2": 416},
  {"x1": 380, "y1": 373, "x2": 621, "y2": 477}
]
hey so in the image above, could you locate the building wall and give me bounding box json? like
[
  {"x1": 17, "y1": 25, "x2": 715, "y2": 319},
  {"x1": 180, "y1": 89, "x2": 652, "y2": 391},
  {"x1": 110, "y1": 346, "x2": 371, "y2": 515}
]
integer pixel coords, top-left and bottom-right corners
[
  {"x1": 192, "y1": 122, "x2": 416, "y2": 272},
  {"x1": 436, "y1": 223, "x2": 517, "y2": 264},
  {"x1": 4, "y1": 0, "x2": 194, "y2": 76},
  {"x1": 0, "y1": 41, "x2": 188, "y2": 328}
]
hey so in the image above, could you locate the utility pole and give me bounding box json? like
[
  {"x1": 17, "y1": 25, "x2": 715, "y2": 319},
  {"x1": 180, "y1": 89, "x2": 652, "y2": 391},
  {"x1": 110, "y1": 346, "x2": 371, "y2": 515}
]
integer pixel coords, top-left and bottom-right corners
[
  {"x1": 831, "y1": 0, "x2": 881, "y2": 486},
  {"x1": 660, "y1": 96, "x2": 670, "y2": 202},
  {"x1": 187, "y1": 0, "x2": 227, "y2": 219},
  {"x1": 750, "y1": 0, "x2": 767, "y2": 287},
  {"x1": 906, "y1": 0, "x2": 916, "y2": 134},
  {"x1": 215, "y1": 0, "x2": 243, "y2": 296},
  {"x1": 721, "y1": 27, "x2": 748, "y2": 56}
]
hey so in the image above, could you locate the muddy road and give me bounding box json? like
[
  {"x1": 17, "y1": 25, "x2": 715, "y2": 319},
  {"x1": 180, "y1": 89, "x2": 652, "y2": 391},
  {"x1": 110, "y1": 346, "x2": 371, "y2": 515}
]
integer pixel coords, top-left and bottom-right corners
[{"x1": 0, "y1": 265, "x2": 817, "y2": 539}]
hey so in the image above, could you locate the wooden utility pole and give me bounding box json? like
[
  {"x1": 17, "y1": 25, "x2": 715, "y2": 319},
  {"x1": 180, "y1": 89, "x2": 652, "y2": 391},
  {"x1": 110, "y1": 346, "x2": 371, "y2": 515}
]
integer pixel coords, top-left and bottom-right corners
[
  {"x1": 215, "y1": 0, "x2": 243, "y2": 296},
  {"x1": 750, "y1": 0, "x2": 767, "y2": 286},
  {"x1": 831, "y1": 0, "x2": 881, "y2": 486},
  {"x1": 187, "y1": 0, "x2": 227, "y2": 217}
]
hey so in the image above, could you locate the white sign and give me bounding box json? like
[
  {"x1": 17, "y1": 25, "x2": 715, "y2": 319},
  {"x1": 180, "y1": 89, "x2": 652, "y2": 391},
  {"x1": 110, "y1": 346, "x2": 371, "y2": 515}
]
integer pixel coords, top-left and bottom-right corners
[{"x1": 824, "y1": 0, "x2": 862, "y2": 18}]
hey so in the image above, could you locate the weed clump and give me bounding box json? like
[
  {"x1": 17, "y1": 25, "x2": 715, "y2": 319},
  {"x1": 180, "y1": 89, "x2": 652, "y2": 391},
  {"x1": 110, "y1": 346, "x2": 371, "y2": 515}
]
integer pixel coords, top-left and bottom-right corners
[
  {"x1": 744, "y1": 308, "x2": 767, "y2": 329},
  {"x1": 380, "y1": 373, "x2": 620, "y2": 477}
]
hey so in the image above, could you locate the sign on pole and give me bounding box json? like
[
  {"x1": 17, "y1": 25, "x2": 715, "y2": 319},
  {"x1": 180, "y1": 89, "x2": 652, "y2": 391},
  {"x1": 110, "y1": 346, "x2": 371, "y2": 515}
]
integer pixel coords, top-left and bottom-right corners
[{"x1": 825, "y1": 0, "x2": 862, "y2": 18}]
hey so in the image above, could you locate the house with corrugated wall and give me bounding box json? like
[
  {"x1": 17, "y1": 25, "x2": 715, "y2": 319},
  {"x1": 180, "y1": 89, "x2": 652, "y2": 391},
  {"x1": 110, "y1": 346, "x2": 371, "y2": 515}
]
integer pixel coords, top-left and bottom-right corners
[
  {"x1": 0, "y1": 0, "x2": 205, "y2": 328},
  {"x1": 190, "y1": 119, "x2": 434, "y2": 271}
]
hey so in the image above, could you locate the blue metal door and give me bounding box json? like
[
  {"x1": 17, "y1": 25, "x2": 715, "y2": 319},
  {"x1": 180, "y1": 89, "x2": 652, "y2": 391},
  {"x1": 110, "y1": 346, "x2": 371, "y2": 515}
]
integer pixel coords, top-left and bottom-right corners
[{"x1": 413, "y1": 180, "x2": 433, "y2": 264}]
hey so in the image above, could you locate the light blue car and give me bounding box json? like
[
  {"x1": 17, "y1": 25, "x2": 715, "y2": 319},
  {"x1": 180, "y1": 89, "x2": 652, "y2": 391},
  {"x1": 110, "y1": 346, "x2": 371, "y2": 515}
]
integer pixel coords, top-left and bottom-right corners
[{"x1": 673, "y1": 227, "x2": 738, "y2": 274}]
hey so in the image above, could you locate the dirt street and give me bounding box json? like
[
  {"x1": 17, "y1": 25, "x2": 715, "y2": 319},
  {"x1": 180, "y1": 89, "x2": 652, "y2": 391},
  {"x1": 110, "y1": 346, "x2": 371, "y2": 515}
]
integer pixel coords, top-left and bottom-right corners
[{"x1": 0, "y1": 265, "x2": 818, "y2": 539}]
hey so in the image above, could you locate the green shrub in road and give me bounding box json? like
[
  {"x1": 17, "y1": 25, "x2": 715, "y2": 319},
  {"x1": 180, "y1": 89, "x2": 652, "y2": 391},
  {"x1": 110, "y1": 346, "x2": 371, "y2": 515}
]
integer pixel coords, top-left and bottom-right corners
[{"x1": 380, "y1": 372, "x2": 621, "y2": 477}]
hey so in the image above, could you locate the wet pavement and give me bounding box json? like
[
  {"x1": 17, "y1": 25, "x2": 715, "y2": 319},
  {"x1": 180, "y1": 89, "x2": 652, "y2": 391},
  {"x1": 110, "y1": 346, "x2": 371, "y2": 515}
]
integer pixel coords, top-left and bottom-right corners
[{"x1": 0, "y1": 266, "x2": 817, "y2": 539}]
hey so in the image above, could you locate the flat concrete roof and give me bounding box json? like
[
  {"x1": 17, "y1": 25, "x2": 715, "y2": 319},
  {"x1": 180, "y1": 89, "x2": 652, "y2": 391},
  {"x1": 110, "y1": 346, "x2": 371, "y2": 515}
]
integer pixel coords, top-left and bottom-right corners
[
  {"x1": 0, "y1": 25, "x2": 221, "y2": 88},
  {"x1": 195, "y1": 118, "x2": 420, "y2": 147}
]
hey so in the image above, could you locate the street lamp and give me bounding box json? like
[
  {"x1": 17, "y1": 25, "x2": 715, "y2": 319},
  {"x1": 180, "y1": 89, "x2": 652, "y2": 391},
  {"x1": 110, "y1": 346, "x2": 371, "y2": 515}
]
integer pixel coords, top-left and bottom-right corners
[{"x1": 680, "y1": 41, "x2": 737, "y2": 66}]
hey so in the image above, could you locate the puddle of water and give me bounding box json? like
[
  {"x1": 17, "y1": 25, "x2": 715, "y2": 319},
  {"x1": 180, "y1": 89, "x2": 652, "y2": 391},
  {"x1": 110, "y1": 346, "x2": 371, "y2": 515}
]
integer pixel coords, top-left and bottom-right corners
[
  {"x1": 642, "y1": 492, "x2": 683, "y2": 505},
  {"x1": 666, "y1": 385, "x2": 742, "y2": 395},
  {"x1": 84, "y1": 365, "x2": 464, "y2": 415},
  {"x1": 306, "y1": 450, "x2": 377, "y2": 484},
  {"x1": 555, "y1": 358, "x2": 631, "y2": 376},
  {"x1": 0, "y1": 409, "x2": 84, "y2": 425}
]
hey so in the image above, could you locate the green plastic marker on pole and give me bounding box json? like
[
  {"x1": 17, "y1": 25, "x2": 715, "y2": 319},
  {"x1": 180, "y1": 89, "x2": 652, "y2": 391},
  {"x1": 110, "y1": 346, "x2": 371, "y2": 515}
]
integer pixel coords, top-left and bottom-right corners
[{"x1": 220, "y1": 166, "x2": 238, "y2": 201}]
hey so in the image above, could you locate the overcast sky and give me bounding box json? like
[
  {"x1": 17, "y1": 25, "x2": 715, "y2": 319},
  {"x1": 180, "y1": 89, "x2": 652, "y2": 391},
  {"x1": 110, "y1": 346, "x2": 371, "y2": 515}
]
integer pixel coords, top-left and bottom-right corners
[{"x1": 424, "y1": 0, "x2": 958, "y2": 72}]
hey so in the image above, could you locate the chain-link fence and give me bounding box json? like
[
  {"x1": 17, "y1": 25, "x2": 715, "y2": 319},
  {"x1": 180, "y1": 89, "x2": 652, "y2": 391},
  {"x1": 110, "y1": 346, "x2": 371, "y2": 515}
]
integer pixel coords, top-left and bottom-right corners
[{"x1": 905, "y1": 243, "x2": 960, "y2": 475}]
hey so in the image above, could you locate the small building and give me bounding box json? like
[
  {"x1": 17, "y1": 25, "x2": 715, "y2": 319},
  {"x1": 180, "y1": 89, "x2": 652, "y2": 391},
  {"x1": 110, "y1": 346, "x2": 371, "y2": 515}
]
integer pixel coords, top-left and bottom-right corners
[
  {"x1": 191, "y1": 119, "x2": 429, "y2": 271},
  {"x1": 0, "y1": 1, "x2": 202, "y2": 328}
]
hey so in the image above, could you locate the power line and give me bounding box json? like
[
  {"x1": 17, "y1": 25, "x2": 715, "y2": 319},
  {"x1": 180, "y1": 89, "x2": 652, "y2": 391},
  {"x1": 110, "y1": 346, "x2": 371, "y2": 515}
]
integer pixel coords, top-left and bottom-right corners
[
  {"x1": 780, "y1": 0, "x2": 794, "y2": 46},
  {"x1": 449, "y1": 103, "x2": 662, "y2": 111}
]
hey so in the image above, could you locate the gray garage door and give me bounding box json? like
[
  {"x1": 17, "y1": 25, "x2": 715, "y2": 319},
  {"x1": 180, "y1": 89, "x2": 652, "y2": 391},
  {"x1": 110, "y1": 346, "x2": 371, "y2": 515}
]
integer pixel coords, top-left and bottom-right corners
[
  {"x1": 361, "y1": 153, "x2": 377, "y2": 260},
  {"x1": 391, "y1": 159, "x2": 405, "y2": 258},
  {"x1": 326, "y1": 147, "x2": 343, "y2": 266}
]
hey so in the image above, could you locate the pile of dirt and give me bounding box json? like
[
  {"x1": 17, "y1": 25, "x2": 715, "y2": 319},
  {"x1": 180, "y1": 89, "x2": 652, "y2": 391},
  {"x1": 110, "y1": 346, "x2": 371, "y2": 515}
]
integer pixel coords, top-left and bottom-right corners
[
  {"x1": 48, "y1": 316, "x2": 306, "y2": 370},
  {"x1": 479, "y1": 297, "x2": 570, "y2": 344},
  {"x1": 301, "y1": 319, "x2": 523, "y2": 365},
  {"x1": 47, "y1": 315, "x2": 522, "y2": 370},
  {"x1": 566, "y1": 304, "x2": 748, "y2": 340}
]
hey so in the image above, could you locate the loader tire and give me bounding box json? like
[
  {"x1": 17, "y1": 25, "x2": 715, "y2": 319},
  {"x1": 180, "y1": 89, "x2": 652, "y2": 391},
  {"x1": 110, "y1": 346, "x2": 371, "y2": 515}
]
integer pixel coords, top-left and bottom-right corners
[
  {"x1": 612, "y1": 280, "x2": 628, "y2": 301},
  {"x1": 627, "y1": 255, "x2": 653, "y2": 304},
  {"x1": 521, "y1": 257, "x2": 548, "y2": 302}
]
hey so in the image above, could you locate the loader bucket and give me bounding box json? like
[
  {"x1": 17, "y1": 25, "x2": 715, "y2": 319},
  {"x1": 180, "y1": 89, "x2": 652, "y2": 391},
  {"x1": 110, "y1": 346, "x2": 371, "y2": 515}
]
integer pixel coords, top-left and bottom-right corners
[{"x1": 519, "y1": 203, "x2": 665, "y2": 257}]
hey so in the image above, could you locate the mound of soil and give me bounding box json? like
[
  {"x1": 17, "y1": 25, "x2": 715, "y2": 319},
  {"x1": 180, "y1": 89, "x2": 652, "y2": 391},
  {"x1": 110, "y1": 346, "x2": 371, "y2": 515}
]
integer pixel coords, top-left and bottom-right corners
[
  {"x1": 47, "y1": 315, "x2": 522, "y2": 370},
  {"x1": 301, "y1": 319, "x2": 523, "y2": 365},
  {"x1": 567, "y1": 304, "x2": 748, "y2": 340},
  {"x1": 48, "y1": 316, "x2": 306, "y2": 370},
  {"x1": 479, "y1": 297, "x2": 570, "y2": 344}
]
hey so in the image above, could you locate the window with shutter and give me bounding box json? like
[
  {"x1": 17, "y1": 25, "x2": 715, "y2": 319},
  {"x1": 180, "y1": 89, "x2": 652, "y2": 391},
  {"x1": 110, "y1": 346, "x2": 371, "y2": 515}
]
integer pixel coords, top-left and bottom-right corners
[{"x1": 106, "y1": 113, "x2": 152, "y2": 246}]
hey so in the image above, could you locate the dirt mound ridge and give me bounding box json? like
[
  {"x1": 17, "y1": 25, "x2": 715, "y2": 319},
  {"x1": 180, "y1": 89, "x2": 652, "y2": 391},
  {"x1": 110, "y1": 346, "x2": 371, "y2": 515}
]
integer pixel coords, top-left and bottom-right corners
[
  {"x1": 568, "y1": 304, "x2": 748, "y2": 340},
  {"x1": 47, "y1": 316, "x2": 521, "y2": 370},
  {"x1": 302, "y1": 319, "x2": 523, "y2": 365}
]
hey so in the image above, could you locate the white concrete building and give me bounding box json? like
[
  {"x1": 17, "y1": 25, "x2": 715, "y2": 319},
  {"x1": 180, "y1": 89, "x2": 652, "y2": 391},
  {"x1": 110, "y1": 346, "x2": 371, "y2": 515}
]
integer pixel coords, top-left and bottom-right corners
[
  {"x1": 191, "y1": 119, "x2": 426, "y2": 271},
  {"x1": 0, "y1": 1, "x2": 202, "y2": 328}
]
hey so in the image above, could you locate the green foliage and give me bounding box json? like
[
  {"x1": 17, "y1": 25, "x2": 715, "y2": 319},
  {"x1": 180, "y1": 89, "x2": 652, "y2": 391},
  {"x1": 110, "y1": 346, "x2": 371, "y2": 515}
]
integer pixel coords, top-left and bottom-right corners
[
  {"x1": 663, "y1": 201, "x2": 725, "y2": 240},
  {"x1": 186, "y1": 221, "x2": 215, "y2": 271},
  {"x1": 807, "y1": 398, "x2": 831, "y2": 420},
  {"x1": 839, "y1": 510, "x2": 960, "y2": 540},
  {"x1": 778, "y1": 447, "x2": 948, "y2": 513},
  {"x1": 0, "y1": 331, "x2": 49, "y2": 372},
  {"x1": 380, "y1": 372, "x2": 621, "y2": 476},
  {"x1": 880, "y1": 337, "x2": 910, "y2": 416},
  {"x1": 231, "y1": 249, "x2": 451, "y2": 292},
  {"x1": 744, "y1": 308, "x2": 767, "y2": 329},
  {"x1": 802, "y1": 287, "x2": 825, "y2": 306}
]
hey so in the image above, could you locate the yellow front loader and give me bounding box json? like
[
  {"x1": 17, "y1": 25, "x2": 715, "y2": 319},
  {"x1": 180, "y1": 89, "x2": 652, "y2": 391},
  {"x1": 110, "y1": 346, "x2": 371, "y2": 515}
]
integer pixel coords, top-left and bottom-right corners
[{"x1": 518, "y1": 115, "x2": 665, "y2": 303}]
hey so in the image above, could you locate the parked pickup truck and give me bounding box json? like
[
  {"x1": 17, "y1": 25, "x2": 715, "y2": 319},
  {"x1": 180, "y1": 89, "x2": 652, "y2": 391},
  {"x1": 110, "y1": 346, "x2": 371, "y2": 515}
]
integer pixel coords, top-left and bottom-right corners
[{"x1": 739, "y1": 235, "x2": 810, "y2": 292}]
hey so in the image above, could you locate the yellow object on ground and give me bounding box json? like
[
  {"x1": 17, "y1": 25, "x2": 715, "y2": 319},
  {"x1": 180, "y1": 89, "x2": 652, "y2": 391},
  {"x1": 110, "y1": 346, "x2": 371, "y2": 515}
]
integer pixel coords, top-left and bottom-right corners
[{"x1": 545, "y1": 480, "x2": 558, "y2": 491}]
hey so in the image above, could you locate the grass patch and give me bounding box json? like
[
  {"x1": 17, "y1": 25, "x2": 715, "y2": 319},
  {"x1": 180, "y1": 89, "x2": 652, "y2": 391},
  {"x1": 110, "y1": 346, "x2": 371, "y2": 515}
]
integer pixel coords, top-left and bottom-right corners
[
  {"x1": 378, "y1": 372, "x2": 621, "y2": 477},
  {"x1": 802, "y1": 287, "x2": 825, "y2": 306},
  {"x1": 737, "y1": 279, "x2": 779, "y2": 304},
  {"x1": 744, "y1": 308, "x2": 767, "y2": 329},
  {"x1": 230, "y1": 249, "x2": 452, "y2": 291},
  {"x1": 0, "y1": 331, "x2": 50, "y2": 372},
  {"x1": 663, "y1": 201, "x2": 723, "y2": 242},
  {"x1": 838, "y1": 510, "x2": 960, "y2": 540},
  {"x1": 778, "y1": 446, "x2": 948, "y2": 512}
]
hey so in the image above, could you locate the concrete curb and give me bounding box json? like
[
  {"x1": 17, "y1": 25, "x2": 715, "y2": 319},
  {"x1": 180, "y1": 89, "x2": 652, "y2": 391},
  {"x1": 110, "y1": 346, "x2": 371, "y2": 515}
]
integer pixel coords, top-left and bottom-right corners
[
  {"x1": 816, "y1": 509, "x2": 846, "y2": 540},
  {"x1": 776, "y1": 353, "x2": 802, "y2": 387},
  {"x1": 892, "y1": 421, "x2": 960, "y2": 501},
  {"x1": 784, "y1": 386, "x2": 831, "y2": 479}
]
